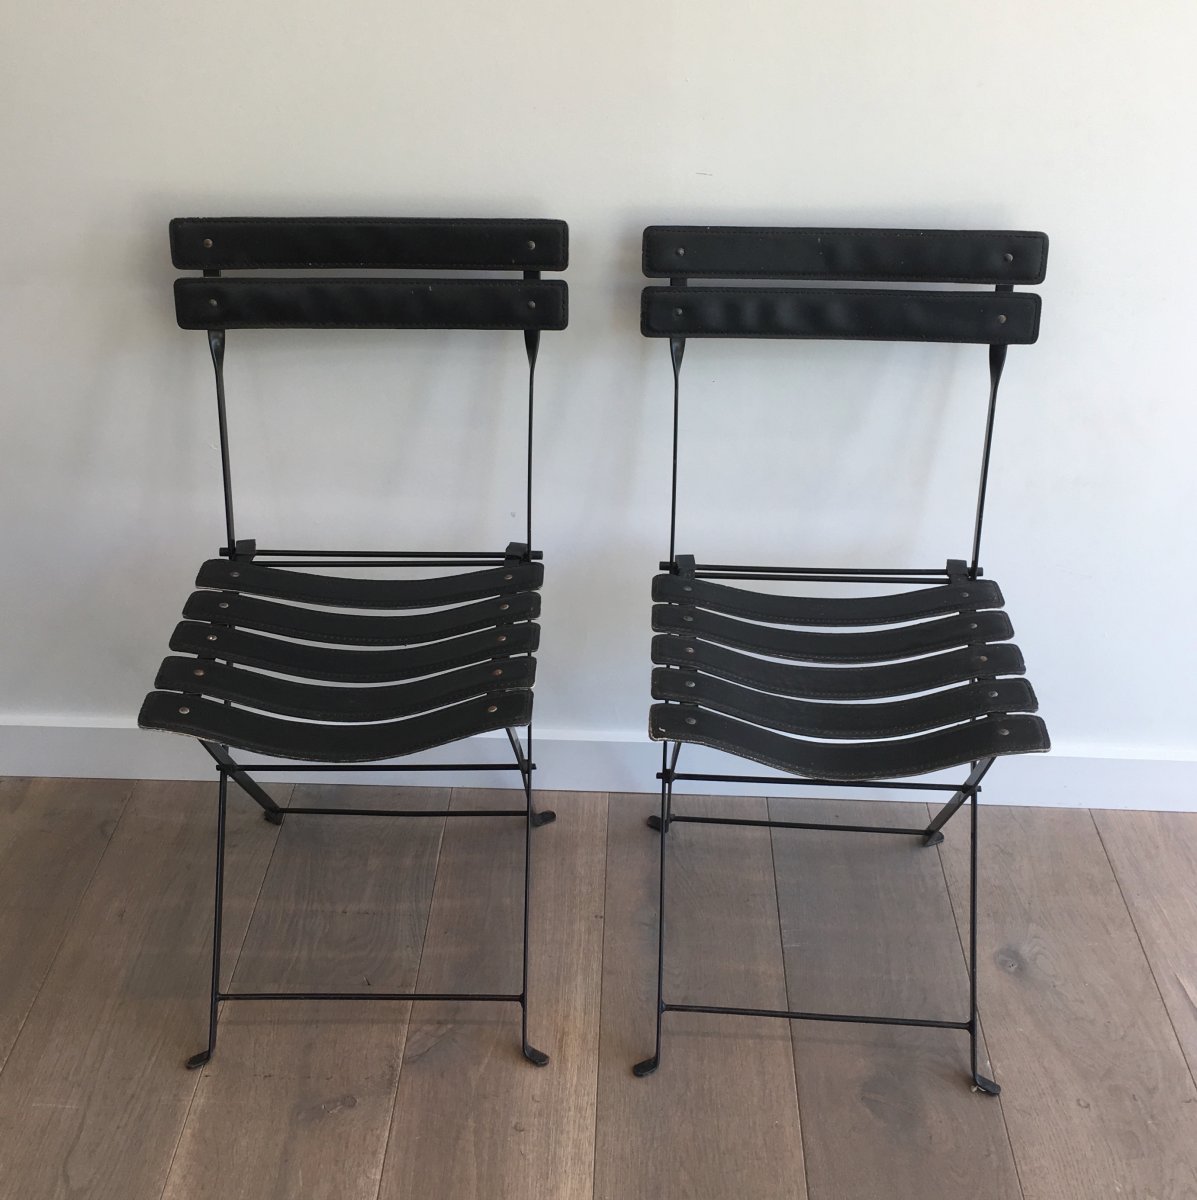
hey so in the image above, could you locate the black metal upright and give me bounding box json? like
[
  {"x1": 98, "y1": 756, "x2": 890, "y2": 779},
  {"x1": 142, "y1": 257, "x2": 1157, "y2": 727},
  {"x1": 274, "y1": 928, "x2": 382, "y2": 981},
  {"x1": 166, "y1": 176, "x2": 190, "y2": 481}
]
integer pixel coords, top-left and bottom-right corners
[
  {"x1": 139, "y1": 217, "x2": 569, "y2": 1068},
  {"x1": 633, "y1": 226, "x2": 1052, "y2": 1090}
]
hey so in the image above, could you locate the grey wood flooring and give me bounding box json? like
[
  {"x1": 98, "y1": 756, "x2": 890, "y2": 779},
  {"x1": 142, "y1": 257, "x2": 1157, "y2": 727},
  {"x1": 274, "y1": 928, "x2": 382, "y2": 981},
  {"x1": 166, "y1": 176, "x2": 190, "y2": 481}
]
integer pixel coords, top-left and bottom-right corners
[{"x1": 0, "y1": 778, "x2": 1194, "y2": 1199}]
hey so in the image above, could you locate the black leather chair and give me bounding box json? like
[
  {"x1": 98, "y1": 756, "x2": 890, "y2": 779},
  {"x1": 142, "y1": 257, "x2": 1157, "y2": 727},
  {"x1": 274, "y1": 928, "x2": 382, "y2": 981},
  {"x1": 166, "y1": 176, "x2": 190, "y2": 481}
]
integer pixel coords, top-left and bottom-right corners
[
  {"x1": 635, "y1": 225, "x2": 1051, "y2": 1091},
  {"x1": 139, "y1": 217, "x2": 568, "y2": 1068}
]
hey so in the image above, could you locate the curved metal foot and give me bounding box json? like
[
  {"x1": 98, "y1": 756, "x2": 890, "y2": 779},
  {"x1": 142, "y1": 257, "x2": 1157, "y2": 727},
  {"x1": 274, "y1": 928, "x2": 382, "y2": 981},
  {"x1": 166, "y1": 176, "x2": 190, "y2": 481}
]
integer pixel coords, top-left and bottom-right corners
[
  {"x1": 186, "y1": 1050, "x2": 212, "y2": 1070},
  {"x1": 633, "y1": 1055, "x2": 660, "y2": 1077},
  {"x1": 263, "y1": 810, "x2": 285, "y2": 826},
  {"x1": 646, "y1": 815, "x2": 669, "y2": 833},
  {"x1": 523, "y1": 1044, "x2": 550, "y2": 1067},
  {"x1": 531, "y1": 809, "x2": 556, "y2": 828},
  {"x1": 972, "y1": 1073, "x2": 1001, "y2": 1095},
  {"x1": 922, "y1": 830, "x2": 944, "y2": 847}
]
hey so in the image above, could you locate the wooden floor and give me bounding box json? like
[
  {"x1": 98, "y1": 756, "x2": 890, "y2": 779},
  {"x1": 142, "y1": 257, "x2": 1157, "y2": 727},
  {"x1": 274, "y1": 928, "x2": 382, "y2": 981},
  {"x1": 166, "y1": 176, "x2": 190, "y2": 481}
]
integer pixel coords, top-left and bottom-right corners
[{"x1": 1, "y1": 778, "x2": 1195, "y2": 1199}]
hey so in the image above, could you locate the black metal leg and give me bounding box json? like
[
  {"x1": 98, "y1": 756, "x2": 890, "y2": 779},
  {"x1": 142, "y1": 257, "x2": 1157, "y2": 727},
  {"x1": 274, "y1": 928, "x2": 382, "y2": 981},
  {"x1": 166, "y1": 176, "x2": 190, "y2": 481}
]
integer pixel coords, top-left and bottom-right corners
[
  {"x1": 634, "y1": 759, "x2": 672, "y2": 1077},
  {"x1": 201, "y1": 741, "x2": 285, "y2": 825},
  {"x1": 922, "y1": 757, "x2": 994, "y2": 846},
  {"x1": 647, "y1": 741, "x2": 680, "y2": 832},
  {"x1": 519, "y1": 762, "x2": 549, "y2": 1067},
  {"x1": 506, "y1": 726, "x2": 555, "y2": 827},
  {"x1": 188, "y1": 772, "x2": 227, "y2": 1069},
  {"x1": 968, "y1": 787, "x2": 1000, "y2": 1095}
]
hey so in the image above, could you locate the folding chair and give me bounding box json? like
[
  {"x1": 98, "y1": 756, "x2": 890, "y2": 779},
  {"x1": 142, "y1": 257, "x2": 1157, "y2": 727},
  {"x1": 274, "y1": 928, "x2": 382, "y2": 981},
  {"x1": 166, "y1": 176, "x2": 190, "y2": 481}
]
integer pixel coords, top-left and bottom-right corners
[
  {"x1": 635, "y1": 226, "x2": 1051, "y2": 1091},
  {"x1": 138, "y1": 217, "x2": 568, "y2": 1068}
]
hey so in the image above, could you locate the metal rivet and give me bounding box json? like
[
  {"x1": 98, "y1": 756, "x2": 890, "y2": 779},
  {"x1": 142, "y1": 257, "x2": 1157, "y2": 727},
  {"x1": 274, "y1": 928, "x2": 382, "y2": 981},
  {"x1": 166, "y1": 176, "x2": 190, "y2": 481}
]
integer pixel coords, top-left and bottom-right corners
[
  {"x1": 684, "y1": 716, "x2": 697, "y2": 725},
  {"x1": 499, "y1": 603, "x2": 510, "y2": 611},
  {"x1": 503, "y1": 573, "x2": 513, "y2": 581},
  {"x1": 208, "y1": 298, "x2": 218, "y2": 307},
  {"x1": 998, "y1": 727, "x2": 1010, "y2": 736},
  {"x1": 527, "y1": 239, "x2": 537, "y2": 250},
  {"x1": 684, "y1": 680, "x2": 696, "y2": 688},
  {"x1": 202, "y1": 238, "x2": 213, "y2": 249},
  {"x1": 207, "y1": 634, "x2": 218, "y2": 642},
  {"x1": 487, "y1": 705, "x2": 498, "y2": 713},
  {"x1": 218, "y1": 601, "x2": 229, "y2": 609},
  {"x1": 987, "y1": 690, "x2": 999, "y2": 698},
  {"x1": 178, "y1": 706, "x2": 190, "y2": 715},
  {"x1": 961, "y1": 591, "x2": 970, "y2": 598},
  {"x1": 682, "y1": 614, "x2": 694, "y2": 622},
  {"x1": 497, "y1": 635, "x2": 507, "y2": 643},
  {"x1": 969, "y1": 622, "x2": 978, "y2": 630},
  {"x1": 229, "y1": 571, "x2": 240, "y2": 578},
  {"x1": 1003, "y1": 252, "x2": 1014, "y2": 263},
  {"x1": 527, "y1": 300, "x2": 537, "y2": 309},
  {"x1": 493, "y1": 668, "x2": 503, "y2": 677},
  {"x1": 674, "y1": 307, "x2": 684, "y2": 316},
  {"x1": 676, "y1": 247, "x2": 686, "y2": 257},
  {"x1": 193, "y1": 668, "x2": 205, "y2": 677},
  {"x1": 682, "y1": 585, "x2": 692, "y2": 592},
  {"x1": 976, "y1": 655, "x2": 988, "y2": 663},
  {"x1": 684, "y1": 647, "x2": 695, "y2": 655},
  {"x1": 997, "y1": 315, "x2": 1008, "y2": 324}
]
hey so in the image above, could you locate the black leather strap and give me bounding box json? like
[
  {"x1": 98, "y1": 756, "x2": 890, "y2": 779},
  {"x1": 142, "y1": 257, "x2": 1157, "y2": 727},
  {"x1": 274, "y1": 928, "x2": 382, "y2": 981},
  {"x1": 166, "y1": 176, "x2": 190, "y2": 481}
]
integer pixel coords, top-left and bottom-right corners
[
  {"x1": 171, "y1": 217, "x2": 568, "y2": 271},
  {"x1": 176, "y1": 278, "x2": 568, "y2": 331},
  {"x1": 643, "y1": 227, "x2": 1048, "y2": 284},
  {"x1": 642, "y1": 287, "x2": 1040, "y2": 343}
]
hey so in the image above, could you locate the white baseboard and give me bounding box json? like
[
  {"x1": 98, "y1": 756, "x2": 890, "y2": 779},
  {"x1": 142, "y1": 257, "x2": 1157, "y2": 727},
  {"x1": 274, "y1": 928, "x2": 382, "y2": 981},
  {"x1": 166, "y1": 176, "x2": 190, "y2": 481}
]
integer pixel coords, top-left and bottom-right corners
[{"x1": 0, "y1": 720, "x2": 1195, "y2": 810}]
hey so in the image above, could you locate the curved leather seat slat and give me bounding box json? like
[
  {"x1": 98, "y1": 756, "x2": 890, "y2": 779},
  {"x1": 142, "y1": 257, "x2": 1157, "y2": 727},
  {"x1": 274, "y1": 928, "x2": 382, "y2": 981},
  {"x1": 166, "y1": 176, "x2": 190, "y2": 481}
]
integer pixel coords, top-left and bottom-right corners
[
  {"x1": 139, "y1": 691, "x2": 532, "y2": 764},
  {"x1": 195, "y1": 559, "x2": 543, "y2": 609},
  {"x1": 652, "y1": 574, "x2": 1004, "y2": 625},
  {"x1": 154, "y1": 655, "x2": 535, "y2": 722},
  {"x1": 651, "y1": 671, "x2": 1037, "y2": 739},
  {"x1": 183, "y1": 589, "x2": 539, "y2": 646},
  {"x1": 652, "y1": 637, "x2": 1025, "y2": 700},
  {"x1": 649, "y1": 706, "x2": 1050, "y2": 781},
  {"x1": 170, "y1": 621, "x2": 538, "y2": 683},
  {"x1": 652, "y1": 606, "x2": 1012, "y2": 663}
]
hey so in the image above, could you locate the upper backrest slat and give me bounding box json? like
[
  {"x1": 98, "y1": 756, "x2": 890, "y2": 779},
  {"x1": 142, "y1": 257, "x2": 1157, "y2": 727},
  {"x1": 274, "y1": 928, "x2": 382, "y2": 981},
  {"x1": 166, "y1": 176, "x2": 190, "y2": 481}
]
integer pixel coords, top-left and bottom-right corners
[
  {"x1": 171, "y1": 217, "x2": 568, "y2": 272},
  {"x1": 643, "y1": 226, "x2": 1047, "y2": 284}
]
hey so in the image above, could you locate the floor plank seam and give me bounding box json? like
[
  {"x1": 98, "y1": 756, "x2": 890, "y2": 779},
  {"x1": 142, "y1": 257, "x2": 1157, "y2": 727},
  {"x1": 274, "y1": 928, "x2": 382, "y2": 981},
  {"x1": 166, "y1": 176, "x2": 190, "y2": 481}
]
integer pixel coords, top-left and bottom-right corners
[
  {"x1": 928, "y1": 800, "x2": 1029, "y2": 1200},
  {"x1": 767, "y1": 793, "x2": 813, "y2": 1200},
  {"x1": 370, "y1": 791, "x2": 452, "y2": 1200},
  {"x1": 1090, "y1": 810, "x2": 1197, "y2": 1092},
  {"x1": 0, "y1": 779, "x2": 135, "y2": 1085},
  {"x1": 589, "y1": 794, "x2": 611, "y2": 1200}
]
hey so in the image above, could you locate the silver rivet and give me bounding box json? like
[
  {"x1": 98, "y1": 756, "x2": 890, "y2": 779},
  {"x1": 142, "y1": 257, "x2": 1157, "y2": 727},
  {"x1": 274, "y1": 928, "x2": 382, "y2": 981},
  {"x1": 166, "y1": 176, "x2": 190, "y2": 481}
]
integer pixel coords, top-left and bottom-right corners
[
  {"x1": 178, "y1": 706, "x2": 190, "y2": 715},
  {"x1": 676, "y1": 247, "x2": 686, "y2": 257},
  {"x1": 527, "y1": 300, "x2": 537, "y2": 309},
  {"x1": 961, "y1": 591, "x2": 970, "y2": 598},
  {"x1": 674, "y1": 307, "x2": 684, "y2": 316},
  {"x1": 193, "y1": 668, "x2": 205, "y2": 677},
  {"x1": 682, "y1": 614, "x2": 694, "y2": 622},
  {"x1": 487, "y1": 705, "x2": 498, "y2": 713},
  {"x1": 202, "y1": 238, "x2": 213, "y2": 249},
  {"x1": 969, "y1": 622, "x2": 978, "y2": 630},
  {"x1": 684, "y1": 680, "x2": 696, "y2": 688},
  {"x1": 229, "y1": 571, "x2": 240, "y2": 578},
  {"x1": 998, "y1": 727, "x2": 1010, "y2": 736},
  {"x1": 208, "y1": 298, "x2": 218, "y2": 307},
  {"x1": 987, "y1": 690, "x2": 999, "y2": 698},
  {"x1": 499, "y1": 603, "x2": 510, "y2": 611},
  {"x1": 997, "y1": 315, "x2": 1008, "y2": 324},
  {"x1": 976, "y1": 655, "x2": 988, "y2": 663},
  {"x1": 207, "y1": 634, "x2": 218, "y2": 642},
  {"x1": 682, "y1": 585, "x2": 692, "y2": 592},
  {"x1": 218, "y1": 601, "x2": 229, "y2": 609},
  {"x1": 1003, "y1": 252, "x2": 1014, "y2": 263},
  {"x1": 493, "y1": 668, "x2": 503, "y2": 677},
  {"x1": 497, "y1": 635, "x2": 507, "y2": 643},
  {"x1": 684, "y1": 716, "x2": 697, "y2": 725},
  {"x1": 503, "y1": 573, "x2": 513, "y2": 581},
  {"x1": 684, "y1": 647, "x2": 695, "y2": 655}
]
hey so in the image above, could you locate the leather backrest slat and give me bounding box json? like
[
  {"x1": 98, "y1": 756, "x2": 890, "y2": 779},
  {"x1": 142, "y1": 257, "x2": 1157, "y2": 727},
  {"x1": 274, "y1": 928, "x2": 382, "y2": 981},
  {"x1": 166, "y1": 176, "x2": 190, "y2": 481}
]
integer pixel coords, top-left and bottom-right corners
[
  {"x1": 643, "y1": 227, "x2": 1047, "y2": 284},
  {"x1": 171, "y1": 217, "x2": 568, "y2": 271}
]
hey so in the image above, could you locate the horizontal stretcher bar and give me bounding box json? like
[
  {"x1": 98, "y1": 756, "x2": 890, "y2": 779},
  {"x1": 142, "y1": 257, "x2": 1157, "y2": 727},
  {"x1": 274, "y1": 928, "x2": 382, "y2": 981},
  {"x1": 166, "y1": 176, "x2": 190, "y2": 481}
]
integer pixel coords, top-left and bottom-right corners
[
  {"x1": 661, "y1": 1002, "x2": 970, "y2": 1031},
  {"x1": 662, "y1": 771, "x2": 967, "y2": 792},
  {"x1": 220, "y1": 991, "x2": 523, "y2": 1003},
  {"x1": 666, "y1": 814, "x2": 937, "y2": 836}
]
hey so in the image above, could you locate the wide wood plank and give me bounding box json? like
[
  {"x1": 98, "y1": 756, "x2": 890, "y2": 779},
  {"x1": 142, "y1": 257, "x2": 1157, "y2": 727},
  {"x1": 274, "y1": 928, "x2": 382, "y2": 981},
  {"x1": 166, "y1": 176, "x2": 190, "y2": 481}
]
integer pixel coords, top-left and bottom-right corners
[
  {"x1": 378, "y1": 789, "x2": 606, "y2": 1200},
  {"x1": 939, "y1": 804, "x2": 1197, "y2": 1199},
  {"x1": 770, "y1": 796, "x2": 1021, "y2": 1200},
  {"x1": 0, "y1": 778, "x2": 287, "y2": 1200},
  {"x1": 1093, "y1": 809, "x2": 1197, "y2": 1083},
  {"x1": 0, "y1": 778, "x2": 131, "y2": 1073},
  {"x1": 593, "y1": 793, "x2": 806, "y2": 1200},
  {"x1": 160, "y1": 785, "x2": 448, "y2": 1200}
]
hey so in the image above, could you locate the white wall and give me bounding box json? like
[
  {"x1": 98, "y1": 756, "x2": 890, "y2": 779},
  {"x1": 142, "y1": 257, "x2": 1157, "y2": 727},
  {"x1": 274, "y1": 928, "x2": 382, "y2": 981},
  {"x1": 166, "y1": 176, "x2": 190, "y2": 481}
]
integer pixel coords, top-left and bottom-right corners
[{"x1": 2, "y1": 0, "x2": 1195, "y2": 804}]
